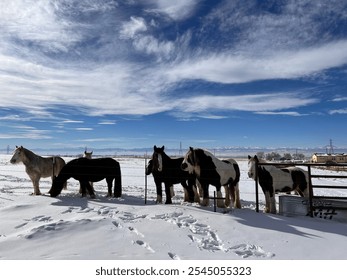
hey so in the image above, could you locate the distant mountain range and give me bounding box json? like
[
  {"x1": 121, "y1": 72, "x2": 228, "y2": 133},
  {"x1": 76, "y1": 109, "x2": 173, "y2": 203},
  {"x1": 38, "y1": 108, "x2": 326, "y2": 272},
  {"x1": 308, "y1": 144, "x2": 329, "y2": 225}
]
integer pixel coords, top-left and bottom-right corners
[{"x1": 2, "y1": 146, "x2": 346, "y2": 158}]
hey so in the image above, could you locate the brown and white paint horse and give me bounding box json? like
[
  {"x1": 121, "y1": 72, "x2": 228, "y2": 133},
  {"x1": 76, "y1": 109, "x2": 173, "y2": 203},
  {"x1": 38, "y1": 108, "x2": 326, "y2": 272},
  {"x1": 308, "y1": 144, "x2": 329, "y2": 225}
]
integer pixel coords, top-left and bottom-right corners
[
  {"x1": 181, "y1": 147, "x2": 241, "y2": 209},
  {"x1": 248, "y1": 155, "x2": 309, "y2": 213}
]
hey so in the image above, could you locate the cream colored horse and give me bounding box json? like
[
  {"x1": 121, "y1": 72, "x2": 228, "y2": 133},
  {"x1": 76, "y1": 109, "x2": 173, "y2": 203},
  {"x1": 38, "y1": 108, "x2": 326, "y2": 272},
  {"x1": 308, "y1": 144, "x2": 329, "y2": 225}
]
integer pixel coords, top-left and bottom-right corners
[{"x1": 10, "y1": 146, "x2": 66, "y2": 195}]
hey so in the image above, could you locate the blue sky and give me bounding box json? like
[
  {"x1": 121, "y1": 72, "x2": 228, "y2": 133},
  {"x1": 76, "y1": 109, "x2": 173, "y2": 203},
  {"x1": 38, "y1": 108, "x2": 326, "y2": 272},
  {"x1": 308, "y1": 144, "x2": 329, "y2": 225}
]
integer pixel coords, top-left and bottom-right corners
[{"x1": 0, "y1": 0, "x2": 347, "y2": 151}]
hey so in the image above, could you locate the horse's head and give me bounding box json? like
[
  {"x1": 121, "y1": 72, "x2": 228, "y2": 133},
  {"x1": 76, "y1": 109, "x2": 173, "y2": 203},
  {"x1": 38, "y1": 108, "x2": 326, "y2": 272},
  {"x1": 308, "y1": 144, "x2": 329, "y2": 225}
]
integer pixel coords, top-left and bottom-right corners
[
  {"x1": 84, "y1": 151, "x2": 93, "y2": 159},
  {"x1": 151, "y1": 145, "x2": 164, "y2": 172},
  {"x1": 247, "y1": 155, "x2": 259, "y2": 179},
  {"x1": 49, "y1": 176, "x2": 64, "y2": 197},
  {"x1": 10, "y1": 146, "x2": 24, "y2": 164},
  {"x1": 181, "y1": 147, "x2": 197, "y2": 174}
]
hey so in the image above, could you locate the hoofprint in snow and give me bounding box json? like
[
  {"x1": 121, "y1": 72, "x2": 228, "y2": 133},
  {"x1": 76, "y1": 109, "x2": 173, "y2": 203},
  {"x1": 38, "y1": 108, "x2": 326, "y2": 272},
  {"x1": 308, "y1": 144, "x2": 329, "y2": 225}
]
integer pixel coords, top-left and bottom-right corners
[{"x1": 0, "y1": 154, "x2": 347, "y2": 260}]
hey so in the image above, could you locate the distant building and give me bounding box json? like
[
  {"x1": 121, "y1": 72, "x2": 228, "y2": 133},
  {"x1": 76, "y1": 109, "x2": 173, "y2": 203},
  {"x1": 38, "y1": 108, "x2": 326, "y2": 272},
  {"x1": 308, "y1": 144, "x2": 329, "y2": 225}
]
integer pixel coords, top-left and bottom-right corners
[{"x1": 311, "y1": 153, "x2": 347, "y2": 163}]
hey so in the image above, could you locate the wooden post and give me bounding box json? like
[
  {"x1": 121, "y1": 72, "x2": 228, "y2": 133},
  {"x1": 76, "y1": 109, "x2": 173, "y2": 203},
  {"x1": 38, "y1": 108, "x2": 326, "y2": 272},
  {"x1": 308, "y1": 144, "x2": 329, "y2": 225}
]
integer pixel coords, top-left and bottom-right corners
[
  {"x1": 307, "y1": 165, "x2": 314, "y2": 217},
  {"x1": 144, "y1": 157, "x2": 147, "y2": 205},
  {"x1": 255, "y1": 160, "x2": 259, "y2": 213},
  {"x1": 52, "y1": 157, "x2": 55, "y2": 178},
  {"x1": 213, "y1": 191, "x2": 216, "y2": 212}
]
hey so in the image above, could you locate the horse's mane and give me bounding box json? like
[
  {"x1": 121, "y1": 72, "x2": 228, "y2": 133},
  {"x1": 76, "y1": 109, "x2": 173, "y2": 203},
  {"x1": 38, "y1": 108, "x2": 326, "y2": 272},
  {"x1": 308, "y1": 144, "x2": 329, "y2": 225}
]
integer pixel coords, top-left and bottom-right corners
[{"x1": 21, "y1": 147, "x2": 39, "y2": 162}]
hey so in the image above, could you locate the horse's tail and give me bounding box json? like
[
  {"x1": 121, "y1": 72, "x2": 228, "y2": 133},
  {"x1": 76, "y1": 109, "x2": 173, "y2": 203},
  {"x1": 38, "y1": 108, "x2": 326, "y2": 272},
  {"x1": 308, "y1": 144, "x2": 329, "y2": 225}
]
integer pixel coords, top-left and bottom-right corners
[{"x1": 114, "y1": 163, "x2": 122, "y2": 197}]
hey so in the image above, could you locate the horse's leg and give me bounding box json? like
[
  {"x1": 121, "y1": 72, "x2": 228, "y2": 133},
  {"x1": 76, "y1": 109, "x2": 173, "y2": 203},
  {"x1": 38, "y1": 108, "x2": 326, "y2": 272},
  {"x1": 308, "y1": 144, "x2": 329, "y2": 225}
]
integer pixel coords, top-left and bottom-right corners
[
  {"x1": 106, "y1": 178, "x2": 112, "y2": 197},
  {"x1": 80, "y1": 181, "x2": 87, "y2": 197},
  {"x1": 155, "y1": 178, "x2": 163, "y2": 204},
  {"x1": 180, "y1": 181, "x2": 191, "y2": 202},
  {"x1": 85, "y1": 182, "x2": 96, "y2": 199},
  {"x1": 181, "y1": 181, "x2": 189, "y2": 202},
  {"x1": 193, "y1": 185, "x2": 200, "y2": 203},
  {"x1": 264, "y1": 190, "x2": 276, "y2": 214},
  {"x1": 233, "y1": 183, "x2": 241, "y2": 209},
  {"x1": 29, "y1": 173, "x2": 41, "y2": 195},
  {"x1": 269, "y1": 195, "x2": 276, "y2": 214},
  {"x1": 201, "y1": 183, "x2": 209, "y2": 206},
  {"x1": 184, "y1": 178, "x2": 196, "y2": 203},
  {"x1": 216, "y1": 185, "x2": 225, "y2": 208},
  {"x1": 114, "y1": 173, "x2": 122, "y2": 198},
  {"x1": 196, "y1": 180, "x2": 203, "y2": 198},
  {"x1": 170, "y1": 185, "x2": 175, "y2": 198},
  {"x1": 164, "y1": 182, "x2": 172, "y2": 204},
  {"x1": 224, "y1": 184, "x2": 231, "y2": 207}
]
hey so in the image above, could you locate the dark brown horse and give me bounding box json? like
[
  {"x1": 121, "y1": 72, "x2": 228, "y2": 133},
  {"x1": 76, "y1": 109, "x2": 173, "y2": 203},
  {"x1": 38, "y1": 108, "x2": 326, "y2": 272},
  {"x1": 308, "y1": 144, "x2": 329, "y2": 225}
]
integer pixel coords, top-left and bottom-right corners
[
  {"x1": 147, "y1": 146, "x2": 198, "y2": 204},
  {"x1": 49, "y1": 157, "x2": 121, "y2": 198}
]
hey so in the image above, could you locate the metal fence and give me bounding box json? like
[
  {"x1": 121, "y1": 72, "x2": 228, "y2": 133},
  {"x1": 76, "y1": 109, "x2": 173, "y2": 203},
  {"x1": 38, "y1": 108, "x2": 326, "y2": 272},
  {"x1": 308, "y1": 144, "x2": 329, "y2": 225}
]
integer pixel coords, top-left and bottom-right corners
[{"x1": 255, "y1": 161, "x2": 347, "y2": 216}]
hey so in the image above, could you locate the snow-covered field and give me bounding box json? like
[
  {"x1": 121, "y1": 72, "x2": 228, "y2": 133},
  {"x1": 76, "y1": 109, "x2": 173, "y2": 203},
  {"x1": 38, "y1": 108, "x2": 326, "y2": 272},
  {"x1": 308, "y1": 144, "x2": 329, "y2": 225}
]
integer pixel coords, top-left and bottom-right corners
[{"x1": 1, "y1": 154, "x2": 347, "y2": 261}]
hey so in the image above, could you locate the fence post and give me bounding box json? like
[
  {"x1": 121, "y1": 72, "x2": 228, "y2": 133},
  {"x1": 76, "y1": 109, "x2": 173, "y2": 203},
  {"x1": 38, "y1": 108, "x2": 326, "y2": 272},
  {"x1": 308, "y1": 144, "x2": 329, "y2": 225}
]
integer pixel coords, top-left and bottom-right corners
[
  {"x1": 52, "y1": 157, "x2": 55, "y2": 178},
  {"x1": 144, "y1": 157, "x2": 147, "y2": 205},
  {"x1": 255, "y1": 160, "x2": 259, "y2": 213},
  {"x1": 213, "y1": 191, "x2": 216, "y2": 212},
  {"x1": 307, "y1": 165, "x2": 314, "y2": 217}
]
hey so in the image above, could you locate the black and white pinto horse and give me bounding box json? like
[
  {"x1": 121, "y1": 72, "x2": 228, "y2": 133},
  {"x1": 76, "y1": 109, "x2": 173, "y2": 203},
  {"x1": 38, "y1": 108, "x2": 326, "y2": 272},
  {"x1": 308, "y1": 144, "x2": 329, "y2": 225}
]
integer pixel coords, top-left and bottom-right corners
[
  {"x1": 248, "y1": 155, "x2": 309, "y2": 213},
  {"x1": 49, "y1": 157, "x2": 122, "y2": 198},
  {"x1": 146, "y1": 145, "x2": 198, "y2": 204},
  {"x1": 10, "y1": 146, "x2": 66, "y2": 195},
  {"x1": 181, "y1": 147, "x2": 241, "y2": 209}
]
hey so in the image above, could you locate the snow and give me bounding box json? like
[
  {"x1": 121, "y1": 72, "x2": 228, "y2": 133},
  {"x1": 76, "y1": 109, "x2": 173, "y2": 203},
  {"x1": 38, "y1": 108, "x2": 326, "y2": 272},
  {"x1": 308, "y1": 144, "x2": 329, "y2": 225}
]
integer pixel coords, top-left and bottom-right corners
[{"x1": 1, "y1": 154, "x2": 347, "y2": 261}]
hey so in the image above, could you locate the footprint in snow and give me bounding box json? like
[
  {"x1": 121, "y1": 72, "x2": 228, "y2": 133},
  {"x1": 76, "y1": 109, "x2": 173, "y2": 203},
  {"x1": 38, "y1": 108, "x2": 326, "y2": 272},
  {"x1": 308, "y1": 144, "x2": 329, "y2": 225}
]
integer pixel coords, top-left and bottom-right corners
[
  {"x1": 128, "y1": 226, "x2": 144, "y2": 238},
  {"x1": 134, "y1": 240, "x2": 155, "y2": 253},
  {"x1": 230, "y1": 244, "x2": 275, "y2": 258},
  {"x1": 168, "y1": 252, "x2": 180, "y2": 260}
]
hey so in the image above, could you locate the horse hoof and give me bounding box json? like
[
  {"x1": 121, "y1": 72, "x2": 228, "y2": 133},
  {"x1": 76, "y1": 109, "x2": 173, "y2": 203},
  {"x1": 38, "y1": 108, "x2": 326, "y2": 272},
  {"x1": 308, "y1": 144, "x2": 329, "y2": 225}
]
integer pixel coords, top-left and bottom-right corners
[{"x1": 31, "y1": 192, "x2": 42, "y2": 196}]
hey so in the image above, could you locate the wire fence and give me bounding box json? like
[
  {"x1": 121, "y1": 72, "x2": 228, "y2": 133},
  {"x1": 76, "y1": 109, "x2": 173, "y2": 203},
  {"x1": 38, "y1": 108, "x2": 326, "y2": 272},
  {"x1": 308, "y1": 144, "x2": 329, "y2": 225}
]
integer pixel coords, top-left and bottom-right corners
[{"x1": 2, "y1": 157, "x2": 347, "y2": 210}]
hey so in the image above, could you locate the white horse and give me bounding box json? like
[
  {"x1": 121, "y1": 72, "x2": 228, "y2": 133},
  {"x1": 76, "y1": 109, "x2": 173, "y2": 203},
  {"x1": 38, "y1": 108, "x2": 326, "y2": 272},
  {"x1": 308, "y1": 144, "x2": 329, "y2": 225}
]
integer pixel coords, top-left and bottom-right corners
[
  {"x1": 10, "y1": 146, "x2": 66, "y2": 195},
  {"x1": 248, "y1": 155, "x2": 309, "y2": 213}
]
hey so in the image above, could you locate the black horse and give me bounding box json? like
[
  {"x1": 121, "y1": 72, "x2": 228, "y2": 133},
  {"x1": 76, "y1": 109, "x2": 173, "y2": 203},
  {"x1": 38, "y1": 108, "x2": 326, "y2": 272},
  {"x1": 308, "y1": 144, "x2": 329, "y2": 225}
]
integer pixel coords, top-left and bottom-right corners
[
  {"x1": 147, "y1": 145, "x2": 197, "y2": 204},
  {"x1": 49, "y1": 157, "x2": 122, "y2": 198}
]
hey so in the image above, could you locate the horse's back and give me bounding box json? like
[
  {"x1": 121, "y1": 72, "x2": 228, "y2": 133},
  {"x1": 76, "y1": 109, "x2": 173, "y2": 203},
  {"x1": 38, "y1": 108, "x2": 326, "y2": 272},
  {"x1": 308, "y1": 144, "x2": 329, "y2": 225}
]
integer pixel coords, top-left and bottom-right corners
[{"x1": 84, "y1": 157, "x2": 120, "y2": 174}]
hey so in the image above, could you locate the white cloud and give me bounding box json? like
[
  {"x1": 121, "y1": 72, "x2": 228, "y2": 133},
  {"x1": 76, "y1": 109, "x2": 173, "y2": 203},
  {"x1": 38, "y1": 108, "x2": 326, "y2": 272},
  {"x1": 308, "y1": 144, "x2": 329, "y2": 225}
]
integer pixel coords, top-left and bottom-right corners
[
  {"x1": 120, "y1": 17, "x2": 147, "y2": 39},
  {"x1": 133, "y1": 35, "x2": 174, "y2": 59},
  {"x1": 165, "y1": 40, "x2": 347, "y2": 84},
  {"x1": 255, "y1": 111, "x2": 307, "y2": 117},
  {"x1": 172, "y1": 93, "x2": 318, "y2": 114},
  {"x1": 76, "y1": 128, "x2": 93, "y2": 131},
  {"x1": 329, "y1": 109, "x2": 347, "y2": 114},
  {"x1": 145, "y1": 0, "x2": 200, "y2": 20},
  {"x1": 331, "y1": 97, "x2": 347, "y2": 102}
]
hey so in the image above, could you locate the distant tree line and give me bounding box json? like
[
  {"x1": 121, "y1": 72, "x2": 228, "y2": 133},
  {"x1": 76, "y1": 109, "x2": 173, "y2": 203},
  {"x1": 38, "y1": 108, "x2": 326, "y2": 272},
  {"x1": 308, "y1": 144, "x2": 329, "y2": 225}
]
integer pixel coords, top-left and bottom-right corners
[{"x1": 256, "y1": 152, "x2": 306, "y2": 161}]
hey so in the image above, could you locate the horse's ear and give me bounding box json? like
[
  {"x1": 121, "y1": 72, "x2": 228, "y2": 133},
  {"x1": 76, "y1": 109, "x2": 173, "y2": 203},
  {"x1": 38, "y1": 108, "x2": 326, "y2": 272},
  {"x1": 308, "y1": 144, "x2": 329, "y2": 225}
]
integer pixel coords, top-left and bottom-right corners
[
  {"x1": 161, "y1": 146, "x2": 164, "y2": 150},
  {"x1": 189, "y1": 147, "x2": 194, "y2": 151},
  {"x1": 154, "y1": 145, "x2": 157, "y2": 149},
  {"x1": 248, "y1": 155, "x2": 251, "y2": 159},
  {"x1": 91, "y1": 151, "x2": 93, "y2": 155}
]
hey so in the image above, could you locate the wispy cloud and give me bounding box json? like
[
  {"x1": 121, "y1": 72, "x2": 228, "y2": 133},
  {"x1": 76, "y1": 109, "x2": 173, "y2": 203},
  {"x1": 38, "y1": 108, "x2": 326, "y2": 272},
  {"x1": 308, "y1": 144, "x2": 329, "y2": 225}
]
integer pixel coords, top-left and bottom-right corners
[
  {"x1": 172, "y1": 93, "x2": 319, "y2": 114},
  {"x1": 329, "y1": 109, "x2": 347, "y2": 115},
  {"x1": 144, "y1": 0, "x2": 201, "y2": 20},
  {"x1": 75, "y1": 128, "x2": 93, "y2": 131},
  {"x1": 255, "y1": 111, "x2": 307, "y2": 117},
  {"x1": 165, "y1": 40, "x2": 347, "y2": 84}
]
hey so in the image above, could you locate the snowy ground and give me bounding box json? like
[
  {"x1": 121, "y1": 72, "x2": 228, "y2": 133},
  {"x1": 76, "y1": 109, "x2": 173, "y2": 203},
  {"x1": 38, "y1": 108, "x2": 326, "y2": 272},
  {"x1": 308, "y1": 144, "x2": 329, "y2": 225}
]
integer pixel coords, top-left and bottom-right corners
[{"x1": 0, "y1": 154, "x2": 347, "y2": 260}]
